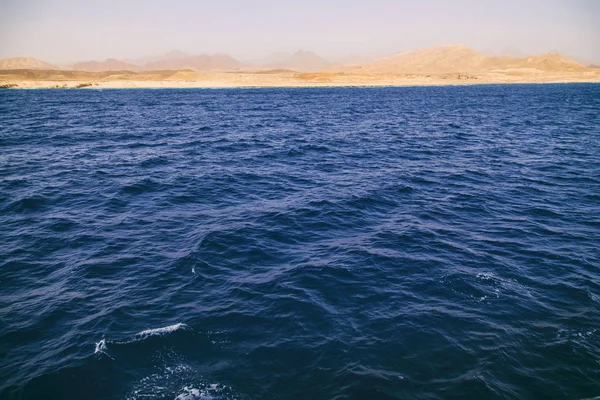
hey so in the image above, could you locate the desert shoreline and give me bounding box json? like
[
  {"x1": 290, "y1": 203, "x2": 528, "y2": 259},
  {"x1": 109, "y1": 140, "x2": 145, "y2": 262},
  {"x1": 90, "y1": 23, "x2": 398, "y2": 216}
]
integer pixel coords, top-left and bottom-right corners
[
  {"x1": 2, "y1": 44, "x2": 599, "y2": 91},
  {"x1": 2, "y1": 44, "x2": 599, "y2": 90},
  {"x1": 2, "y1": 77, "x2": 600, "y2": 90}
]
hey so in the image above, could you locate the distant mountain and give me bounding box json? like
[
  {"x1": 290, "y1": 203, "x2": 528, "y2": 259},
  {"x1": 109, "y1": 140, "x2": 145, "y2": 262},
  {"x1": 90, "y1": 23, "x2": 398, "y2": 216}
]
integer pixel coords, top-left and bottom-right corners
[
  {"x1": 517, "y1": 53, "x2": 589, "y2": 72},
  {"x1": 145, "y1": 53, "x2": 243, "y2": 71},
  {"x1": 0, "y1": 57, "x2": 58, "y2": 70},
  {"x1": 265, "y1": 50, "x2": 330, "y2": 71},
  {"x1": 366, "y1": 44, "x2": 484, "y2": 73},
  {"x1": 358, "y1": 44, "x2": 589, "y2": 73},
  {"x1": 3, "y1": 45, "x2": 591, "y2": 75},
  {"x1": 71, "y1": 58, "x2": 142, "y2": 72}
]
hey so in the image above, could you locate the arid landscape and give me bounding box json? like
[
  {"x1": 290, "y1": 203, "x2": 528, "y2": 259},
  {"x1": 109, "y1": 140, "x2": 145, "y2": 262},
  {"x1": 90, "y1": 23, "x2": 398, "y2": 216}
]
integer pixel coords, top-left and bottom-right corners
[{"x1": 1, "y1": 44, "x2": 599, "y2": 89}]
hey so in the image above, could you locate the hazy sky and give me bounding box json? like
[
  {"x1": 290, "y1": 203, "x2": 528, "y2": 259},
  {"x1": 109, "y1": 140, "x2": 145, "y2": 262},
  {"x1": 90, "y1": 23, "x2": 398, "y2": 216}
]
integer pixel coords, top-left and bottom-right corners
[{"x1": 1, "y1": 0, "x2": 599, "y2": 64}]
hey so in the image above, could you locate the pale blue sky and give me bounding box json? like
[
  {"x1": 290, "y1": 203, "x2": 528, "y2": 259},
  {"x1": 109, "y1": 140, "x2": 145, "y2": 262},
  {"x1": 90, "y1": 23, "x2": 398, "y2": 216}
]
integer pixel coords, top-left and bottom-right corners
[{"x1": 1, "y1": 0, "x2": 599, "y2": 63}]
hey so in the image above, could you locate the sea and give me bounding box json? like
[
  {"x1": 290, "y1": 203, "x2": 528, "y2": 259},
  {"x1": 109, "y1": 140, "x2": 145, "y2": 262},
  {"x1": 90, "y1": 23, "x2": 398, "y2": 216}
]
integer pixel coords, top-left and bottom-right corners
[{"x1": 0, "y1": 84, "x2": 599, "y2": 400}]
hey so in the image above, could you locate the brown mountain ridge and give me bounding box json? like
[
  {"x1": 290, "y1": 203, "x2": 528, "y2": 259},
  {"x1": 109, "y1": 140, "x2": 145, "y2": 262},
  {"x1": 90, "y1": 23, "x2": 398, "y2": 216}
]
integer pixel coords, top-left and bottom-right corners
[
  {"x1": 1, "y1": 45, "x2": 591, "y2": 74},
  {"x1": 350, "y1": 44, "x2": 589, "y2": 73},
  {"x1": 0, "y1": 57, "x2": 58, "y2": 70},
  {"x1": 1, "y1": 44, "x2": 598, "y2": 88}
]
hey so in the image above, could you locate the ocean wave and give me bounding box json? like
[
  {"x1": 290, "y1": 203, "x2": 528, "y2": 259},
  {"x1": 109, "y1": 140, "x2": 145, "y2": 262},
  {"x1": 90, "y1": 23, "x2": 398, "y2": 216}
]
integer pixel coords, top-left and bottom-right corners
[
  {"x1": 93, "y1": 338, "x2": 114, "y2": 359},
  {"x1": 175, "y1": 384, "x2": 234, "y2": 400},
  {"x1": 136, "y1": 323, "x2": 190, "y2": 339},
  {"x1": 93, "y1": 323, "x2": 191, "y2": 356},
  {"x1": 3, "y1": 85, "x2": 600, "y2": 400},
  {"x1": 125, "y1": 363, "x2": 194, "y2": 400},
  {"x1": 125, "y1": 358, "x2": 241, "y2": 400},
  {"x1": 94, "y1": 338, "x2": 107, "y2": 354}
]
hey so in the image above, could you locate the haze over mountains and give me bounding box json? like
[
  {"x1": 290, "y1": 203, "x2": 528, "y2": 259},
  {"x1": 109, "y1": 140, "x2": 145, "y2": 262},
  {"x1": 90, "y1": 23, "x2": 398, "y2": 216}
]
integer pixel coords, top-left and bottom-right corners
[
  {"x1": 0, "y1": 45, "x2": 594, "y2": 74},
  {"x1": 144, "y1": 53, "x2": 243, "y2": 71},
  {"x1": 1, "y1": 44, "x2": 598, "y2": 89},
  {"x1": 354, "y1": 44, "x2": 589, "y2": 73},
  {"x1": 262, "y1": 51, "x2": 331, "y2": 71},
  {"x1": 71, "y1": 59, "x2": 142, "y2": 72},
  {"x1": 0, "y1": 57, "x2": 58, "y2": 70}
]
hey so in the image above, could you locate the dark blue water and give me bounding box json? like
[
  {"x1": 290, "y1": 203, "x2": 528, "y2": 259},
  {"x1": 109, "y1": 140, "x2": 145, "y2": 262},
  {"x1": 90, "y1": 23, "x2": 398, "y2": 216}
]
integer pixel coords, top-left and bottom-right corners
[{"x1": 1, "y1": 84, "x2": 599, "y2": 400}]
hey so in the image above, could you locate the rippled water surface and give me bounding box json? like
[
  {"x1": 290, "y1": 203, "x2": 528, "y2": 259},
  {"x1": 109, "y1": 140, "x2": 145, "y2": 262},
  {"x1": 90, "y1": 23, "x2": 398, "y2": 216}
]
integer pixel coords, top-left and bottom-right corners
[{"x1": 1, "y1": 85, "x2": 600, "y2": 400}]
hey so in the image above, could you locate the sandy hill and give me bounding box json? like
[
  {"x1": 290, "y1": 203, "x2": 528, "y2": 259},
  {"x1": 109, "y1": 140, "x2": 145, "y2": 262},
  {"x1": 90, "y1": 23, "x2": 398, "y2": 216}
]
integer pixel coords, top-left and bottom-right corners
[
  {"x1": 145, "y1": 53, "x2": 243, "y2": 71},
  {"x1": 0, "y1": 57, "x2": 58, "y2": 70},
  {"x1": 519, "y1": 53, "x2": 589, "y2": 72},
  {"x1": 357, "y1": 44, "x2": 589, "y2": 73},
  {"x1": 71, "y1": 58, "x2": 142, "y2": 72},
  {"x1": 0, "y1": 69, "x2": 185, "y2": 83},
  {"x1": 267, "y1": 50, "x2": 330, "y2": 71},
  {"x1": 370, "y1": 44, "x2": 487, "y2": 73}
]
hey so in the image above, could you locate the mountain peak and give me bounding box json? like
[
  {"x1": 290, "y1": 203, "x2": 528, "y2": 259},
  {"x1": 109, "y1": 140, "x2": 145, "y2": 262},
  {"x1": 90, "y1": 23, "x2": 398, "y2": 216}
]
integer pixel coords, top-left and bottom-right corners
[
  {"x1": 286, "y1": 50, "x2": 330, "y2": 71},
  {"x1": 365, "y1": 44, "x2": 587, "y2": 73},
  {"x1": 0, "y1": 57, "x2": 58, "y2": 70}
]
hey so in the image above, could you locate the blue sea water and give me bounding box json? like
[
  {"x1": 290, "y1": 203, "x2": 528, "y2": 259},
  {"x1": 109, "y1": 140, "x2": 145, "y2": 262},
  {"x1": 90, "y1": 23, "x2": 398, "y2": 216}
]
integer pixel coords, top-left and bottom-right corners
[{"x1": 0, "y1": 84, "x2": 599, "y2": 400}]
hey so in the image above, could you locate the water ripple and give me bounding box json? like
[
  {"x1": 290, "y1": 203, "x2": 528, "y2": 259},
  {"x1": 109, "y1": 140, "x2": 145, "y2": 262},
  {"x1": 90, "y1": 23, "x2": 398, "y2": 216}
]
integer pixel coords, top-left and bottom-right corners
[{"x1": 1, "y1": 85, "x2": 599, "y2": 400}]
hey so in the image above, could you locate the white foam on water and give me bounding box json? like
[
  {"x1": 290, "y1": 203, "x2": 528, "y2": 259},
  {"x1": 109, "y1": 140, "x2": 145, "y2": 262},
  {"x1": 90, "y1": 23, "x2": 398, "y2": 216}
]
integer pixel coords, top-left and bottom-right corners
[
  {"x1": 475, "y1": 272, "x2": 495, "y2": 280},
  {"x1": 444, "y1": 269, "x2": 534, "y2": 302},
  {"x1": 176, "y1": 386, "x2": 208, "y2": 400},
  {"x1": 136, "y1": 323, "x2": 190, "y2": 339},
  {"x1": 557, "y1": 328, "x2": 597, "y2": 342},
  {"x1": 126, "y1": 363, "x2": 194, "y2": 400},
  {"x1": 93, "y1": 338, "x2": 114, "y2": 359},
  {"x1": 94, "y1": 338, "x2": 106, "y2": 353},
  {"x1": 175, "y1": 384, "x2": 231, "y2": 400},
  {"x1": 95, "y1": 323, "x2": 191, "y2": 352},
  {"x1": 125, "y1": 359, "x2": 238, "y2": 400}
]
